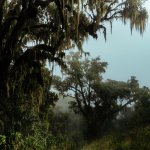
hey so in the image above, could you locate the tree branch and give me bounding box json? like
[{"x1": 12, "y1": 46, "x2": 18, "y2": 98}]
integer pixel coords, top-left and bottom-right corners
[
  {"x1": 101, "y1": 1, "x2": 125, "y2": 22},
  {"x1": 75, "y1": 89, "x2": 86, "y2": 117},
  {"x1": 13, "y1": 44, "x2": 54, "y2": 67},
  {"x1": 102, "y1": 0, "x2": 117, "y2": 20},
  {"x1": 87, "y1": 81, "x2": 91, "y2": 106},
  {"x1": 77, "y1": 75, "x2": 88, "y2": 106},
  {"x1": 111, "y1": 98, "x2": 134, "y2": 116}
]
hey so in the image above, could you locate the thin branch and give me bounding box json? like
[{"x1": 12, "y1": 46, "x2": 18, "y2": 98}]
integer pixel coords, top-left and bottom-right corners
[
  {"x1": 111, "y1": 98, "x2": 134, "y2": 116},
  {"x1": 104, "y1": 10, "x2": 122, "y2": 21},
  {"x1": 102, "y1": 0, "x2": 117, "y2": 20},
  {"x1": 101, "y1": 1, "x2": 125, "y2": 22},
  {"x1": 87, "y1": 81, "x2": 91, "y2": 106},
  {"x1": 75, "y1": 90, "x2": 86, "y2": 117},
  {"x1": 77, "y1": 75, "x2": 88, "y2": 106}
]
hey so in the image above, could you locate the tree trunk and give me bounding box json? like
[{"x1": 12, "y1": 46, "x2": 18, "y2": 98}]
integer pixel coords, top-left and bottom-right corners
[
  {"x1": 85, "y1": 115, "x2": 107, "y2": 140},
  {"x1": 0, "y1": 57, "x2": 13, "y2": 134}
]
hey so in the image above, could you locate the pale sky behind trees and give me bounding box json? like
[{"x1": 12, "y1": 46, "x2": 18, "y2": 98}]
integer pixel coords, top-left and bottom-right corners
[{"x1": 83, "y1": 0, "x2": 150, "y2": 87}]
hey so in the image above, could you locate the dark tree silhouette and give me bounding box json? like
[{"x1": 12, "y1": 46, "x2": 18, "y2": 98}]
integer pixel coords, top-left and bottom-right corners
[
  {"x1": 0, "y1": 0, "x2": 148, "y2": 136},
  {"x1": 53, "y1": 52, "x2": 142, "y2": 139}
]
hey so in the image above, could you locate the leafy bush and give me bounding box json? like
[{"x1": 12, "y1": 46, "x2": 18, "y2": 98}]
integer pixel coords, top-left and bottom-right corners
[{"x1": 0, "y1": 132, "x2": 80, "y2": 150}]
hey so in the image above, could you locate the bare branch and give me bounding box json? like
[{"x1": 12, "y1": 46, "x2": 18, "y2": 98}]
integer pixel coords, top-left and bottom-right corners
[
  {"x1": 111, "y1": 98, "x2": 135, "y2": 116},
  {"x1": 75, "y1": 90, "x2": 86, "y2": 117},
  {"x1": 101, "y1": 1, "x2": 125, "y2": 22},
  {"x1": 77, "y1": 75, "x2": 88, "y2": 106}
]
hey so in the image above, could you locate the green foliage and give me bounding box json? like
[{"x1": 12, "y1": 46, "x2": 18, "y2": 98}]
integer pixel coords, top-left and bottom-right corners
[
  {"x1": 0, "y1": 132, "x2": 48, "y2": 150},
  {"x1": 82, "y1": 125, "x2": 150, "y2": 150},
  {"x1": 82, "y1": 84, "x2": 150, "y2": 149},
  {"x1": 0, "y1": 0, "x2": 149, "y2": 149},
  {"x1": 0, "y1": 125, "x2": 81, "y2": 150},
  {"x1": 53, "y1": 53, "x2": 141, "y2": 139},
  {"x1": 132, "y1": 87, "x2": 150, "y2": 126},
  {"x1": 124, "y1": 126, "x2": 150, "y2": 150},
  {"x1": 82, "y1": 135, "x2": 114, "y2": 150},
  {"x1": 49, "y1": 110, "x2": 85, "y2": 149},
  {"x1": 110, "y1": 126, "x2": 150, "y2": 150},
  {"x1": 0, "y1": 135, "x2": 6, "y2": 145}
]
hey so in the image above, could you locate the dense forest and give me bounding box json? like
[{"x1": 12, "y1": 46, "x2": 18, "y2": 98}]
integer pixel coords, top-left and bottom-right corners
[{"x1": 0, "y1": 0, "x2": 149, "y2": 149}]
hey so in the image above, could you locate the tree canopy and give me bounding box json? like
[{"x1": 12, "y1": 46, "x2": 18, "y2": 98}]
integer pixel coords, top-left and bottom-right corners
[
  {"x1": 53, "y1": 52, "x2": 144, "y2": 138},
  {"x1": 0, "y1": 0, "x2": 148, "y2": 146},
  {"x1": 0, "y1": 0, "x2": 147, "y2": 100}
]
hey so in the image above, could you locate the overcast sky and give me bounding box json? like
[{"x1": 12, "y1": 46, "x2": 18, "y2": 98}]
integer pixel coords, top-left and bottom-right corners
[{"x1": 83, "y1": 0, "x2": 150, "y2": 87}]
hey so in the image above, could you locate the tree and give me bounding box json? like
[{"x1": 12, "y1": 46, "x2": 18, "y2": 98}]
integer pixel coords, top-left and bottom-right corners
[
  {"x1": 130, "y1": 86, "x2": 150, "y2": 127},
  {"x1": 0, "y1": 67, "x2": 59, "y2": 149},
  {"x1": 53, "y1": 52, "x2": 141, "y2": 139},
  {"x1": 0, "y1": 0, "x2": 148, "y2": 135}
]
